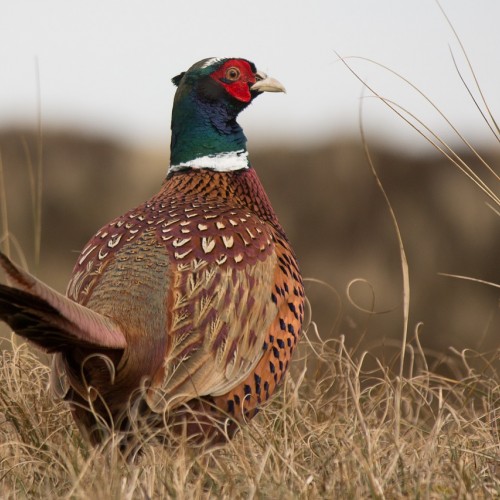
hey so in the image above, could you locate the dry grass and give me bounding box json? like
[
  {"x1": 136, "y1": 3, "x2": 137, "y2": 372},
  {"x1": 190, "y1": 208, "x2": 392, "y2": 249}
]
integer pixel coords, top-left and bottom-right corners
[
  {"x1": 1, "y1": 5, "x2": 499, "y2": 497},
  {"x1": 1, "y1": 326, "x2": 500, "y2": 498}
]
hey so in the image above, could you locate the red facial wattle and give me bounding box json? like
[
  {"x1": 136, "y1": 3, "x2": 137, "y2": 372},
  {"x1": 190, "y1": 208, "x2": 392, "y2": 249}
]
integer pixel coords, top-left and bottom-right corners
[{"x1": 210, "y1": 59, "x2": 256, "y2": 103}]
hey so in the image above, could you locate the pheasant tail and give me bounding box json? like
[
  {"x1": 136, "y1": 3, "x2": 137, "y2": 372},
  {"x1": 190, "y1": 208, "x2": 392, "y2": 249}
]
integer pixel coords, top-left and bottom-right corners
[{"x1": 0, "y1": 252, "x2": 126, "y2": 352}]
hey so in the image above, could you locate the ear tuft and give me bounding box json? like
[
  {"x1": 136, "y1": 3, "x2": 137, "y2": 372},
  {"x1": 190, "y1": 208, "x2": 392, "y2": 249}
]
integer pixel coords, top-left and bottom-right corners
[{"x1": 172, "y1": 72, "x2": 186, "y2": 87}]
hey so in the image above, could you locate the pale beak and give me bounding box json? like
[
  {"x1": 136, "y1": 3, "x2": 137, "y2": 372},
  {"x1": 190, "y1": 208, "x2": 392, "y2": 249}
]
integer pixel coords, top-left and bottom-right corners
[{"x1": 251, "y1": 70, "x2": 286, "y2": 93}]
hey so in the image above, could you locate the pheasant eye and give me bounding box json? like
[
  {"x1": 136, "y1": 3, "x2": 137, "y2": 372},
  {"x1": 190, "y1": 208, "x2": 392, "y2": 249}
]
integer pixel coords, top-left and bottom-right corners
[{"x1": 225, "y1": 67, "x2": 241, "y2": 81}]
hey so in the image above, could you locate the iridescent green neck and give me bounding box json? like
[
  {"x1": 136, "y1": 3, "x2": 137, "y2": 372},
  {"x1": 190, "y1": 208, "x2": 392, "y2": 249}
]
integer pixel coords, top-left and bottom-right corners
[{"x1": 169, "y1": 87, "x2": 249, "y2": 171}]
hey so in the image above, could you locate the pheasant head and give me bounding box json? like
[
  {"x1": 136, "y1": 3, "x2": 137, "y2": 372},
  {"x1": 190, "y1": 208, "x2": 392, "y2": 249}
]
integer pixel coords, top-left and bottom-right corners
[{"x1": 169, "y1": 57, "x2": 285, "y2": 172}]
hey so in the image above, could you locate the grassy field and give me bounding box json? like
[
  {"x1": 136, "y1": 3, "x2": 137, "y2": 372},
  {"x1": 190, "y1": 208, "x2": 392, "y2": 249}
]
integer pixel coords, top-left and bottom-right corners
[
  {"x1": 2, "y1": 133, "x2": 498, "y2": 497},
  {"x1": 1, "y1": 12, "x2": 499, "y2": 498},
  {"x1": 1, "y1": 326, "x2": 499, "y2": 498}
]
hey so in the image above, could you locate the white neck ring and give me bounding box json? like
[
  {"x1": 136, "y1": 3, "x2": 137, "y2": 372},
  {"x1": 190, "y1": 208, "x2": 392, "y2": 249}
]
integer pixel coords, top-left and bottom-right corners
[{"x1": 169, "y1": 149, "x2": 249, "y2": 173}]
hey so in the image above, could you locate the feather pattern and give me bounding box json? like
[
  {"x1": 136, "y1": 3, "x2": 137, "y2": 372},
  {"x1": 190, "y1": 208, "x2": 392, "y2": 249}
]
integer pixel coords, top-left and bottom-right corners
[
  {"x1": 64, "y1": 168, "x2": 303, "y2": 426},
  {"x1": 0, "y1": 57, "x2": 303, "y2": 448},
  {"x1": 0, "y1": 253, "x2": 126, "y2": 351}
]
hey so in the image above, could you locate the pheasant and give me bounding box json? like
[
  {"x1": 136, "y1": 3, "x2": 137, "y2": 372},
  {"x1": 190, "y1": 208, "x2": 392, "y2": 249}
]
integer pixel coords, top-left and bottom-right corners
[{"x1": 0, "y1": 57, "x2": 304, "y2": 448}]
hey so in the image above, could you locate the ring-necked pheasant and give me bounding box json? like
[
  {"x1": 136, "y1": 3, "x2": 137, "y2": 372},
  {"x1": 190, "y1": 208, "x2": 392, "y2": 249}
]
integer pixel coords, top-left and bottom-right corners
[{"x1": 0, "y1": 57, "x2": 304, "y2": 448}]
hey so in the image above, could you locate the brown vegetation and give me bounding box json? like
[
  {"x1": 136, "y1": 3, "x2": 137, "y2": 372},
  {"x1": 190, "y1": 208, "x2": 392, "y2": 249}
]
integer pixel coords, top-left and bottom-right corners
[
  {"x1": 0, "y1": 128, "x2": 499, "y2": 497},
  {"x1": 1, "y1": 129, "x2": 498, "y2": 354}
]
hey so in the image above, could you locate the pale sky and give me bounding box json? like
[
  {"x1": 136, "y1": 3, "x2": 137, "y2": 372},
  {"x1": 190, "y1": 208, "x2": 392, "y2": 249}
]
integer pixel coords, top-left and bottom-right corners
[{"x1": 0, "y1": 1, "x2": 498, "y2": 151}]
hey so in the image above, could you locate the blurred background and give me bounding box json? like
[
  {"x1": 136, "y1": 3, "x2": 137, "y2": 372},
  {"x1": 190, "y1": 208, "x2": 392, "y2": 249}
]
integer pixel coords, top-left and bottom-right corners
[{"x1": 0, "y1": 1, "x2": 499, "y2": 360}]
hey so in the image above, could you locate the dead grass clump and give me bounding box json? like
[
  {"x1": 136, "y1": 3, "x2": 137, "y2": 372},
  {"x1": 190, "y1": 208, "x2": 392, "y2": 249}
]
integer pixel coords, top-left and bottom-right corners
[{"x1": 1, "y1": 329, "x2": 499, "y2": 498}]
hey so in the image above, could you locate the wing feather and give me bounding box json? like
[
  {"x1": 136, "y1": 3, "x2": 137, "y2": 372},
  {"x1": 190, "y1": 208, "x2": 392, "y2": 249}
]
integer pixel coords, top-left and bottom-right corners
[{"x1": 146, "y1": 252, "x2": 277, "y2": 411}]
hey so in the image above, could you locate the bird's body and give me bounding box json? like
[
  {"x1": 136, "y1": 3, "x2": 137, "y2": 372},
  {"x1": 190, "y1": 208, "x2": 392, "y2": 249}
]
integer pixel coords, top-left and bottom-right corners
[{"x1": 0, "y1": 57, "x2": 303, "y2": 448}]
